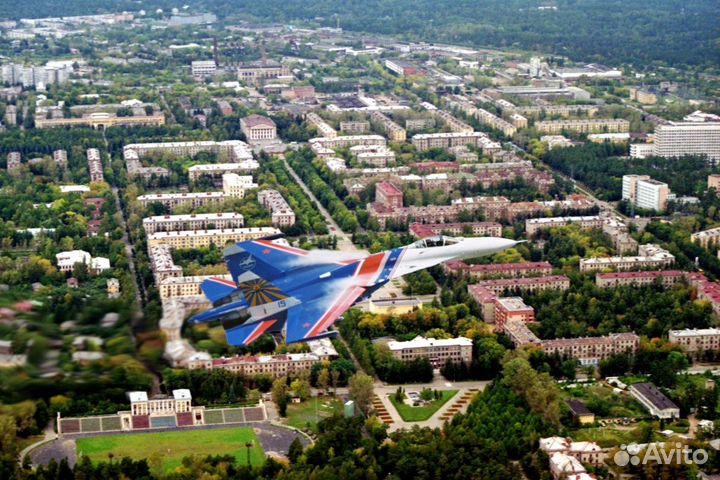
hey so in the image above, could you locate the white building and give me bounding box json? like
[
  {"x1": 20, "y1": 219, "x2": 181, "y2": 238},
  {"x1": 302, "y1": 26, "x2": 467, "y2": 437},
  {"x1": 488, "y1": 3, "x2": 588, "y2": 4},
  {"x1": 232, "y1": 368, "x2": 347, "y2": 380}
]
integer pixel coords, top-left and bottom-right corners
[
  {"x1": 579, "y1": 244, "x2": 675, "y2": 272},
  {"x1": 56, "y1": 250, "x2": 91, "y2": 272},
  {"x1": 668, "y1": 328, "x2": 720, "y2": 353},
  {"x1": 386, "y1": 335, "x2": 473, "y2": 367},
  {"x1": 653, "y1": 121, "x2": 720, "y2": 162},
  {"x1": 191, "y1": 60, "x2": 217, "y2": 77},
  {"x1": 142, "y1": 213, "x2": 245, "y2": 234},
  {"x1": 622, "y1": 175, "x2": 670, "y2": 211},
  {"x1": 257, "y1": 189, "x2": 296, "y2": 227},
  {"x1": 222, "y1": 173, "x2": 258, "y2": 199}
]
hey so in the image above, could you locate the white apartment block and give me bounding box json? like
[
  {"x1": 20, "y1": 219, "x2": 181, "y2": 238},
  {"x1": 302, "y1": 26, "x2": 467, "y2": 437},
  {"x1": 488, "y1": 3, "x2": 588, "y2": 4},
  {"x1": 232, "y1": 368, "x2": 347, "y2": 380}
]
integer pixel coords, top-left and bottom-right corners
[
  {"x1": 339, "y1": 121, "x2": 370, "y2": 134},
  {"x1": 579, "y1": 244, "x2": 675, "y2": 272},
  {"x1": 191, "y1": 60, "x2": 217, "y2": 77},
  {"x1": 86, "y1": 148, "x2": 104, "y2": 183},
  {"x1": 653, "y1": 122, "x2": 720, "y2": 162},
  {"x1": 257, "y1": 189, "x2": 296, "y2": 227},
  {"x1": 525, "y1": 216, "x2": 603, "y2": 236},
  {"x1": 668, "y1": 328, "x2": 720, "y2": 354},
  {"x1": 137, "y1": 191, "x2": 228, "y2": 209},
  {"x1": 53, "y1": 149, "x2": 67, "y2": 167},
  {"x1": 147, "y1": 226, "x2": 280, "y2": 249},
  {"x1": 142, "y1": 213, "x2": 245, "y2": 234},
  {"x1": 630, "y1": 143, "x2": 655, "y2": 159},
  {"x1": 535, "y1": 119, "x2": 630, "y2": 134},
  {"x1": 187, "y1": 161, "x2": 260, "y2": 182},
  {"x1": 222, "y1": 173, "x2": 257, "y2": 199},
  {"x1": 350, "y1": 144, "x2": 396, "y2": 167},
  {"x1": 622, "y1": 175, "x2": 670, "y2": 211},
  {"x1": 305, "y1": 112, "x2": 337, "y2": 138},
  {"x1": 387, "y1": 335, "x2": 473, "y2": 367}
]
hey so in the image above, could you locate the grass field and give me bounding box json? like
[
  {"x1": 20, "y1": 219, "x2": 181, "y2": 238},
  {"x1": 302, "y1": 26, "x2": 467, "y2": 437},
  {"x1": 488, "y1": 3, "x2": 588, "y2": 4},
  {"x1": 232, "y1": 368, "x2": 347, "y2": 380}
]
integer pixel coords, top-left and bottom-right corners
[
  {"x1": 75, "y1": 427, "x2": 264, "y2": 471},
  {"x1": 285, "y1": 397, "x2": 343, "y2": 432},
  {"x1": 389, "y1": 390, "x2": 458, "y2": 422}
]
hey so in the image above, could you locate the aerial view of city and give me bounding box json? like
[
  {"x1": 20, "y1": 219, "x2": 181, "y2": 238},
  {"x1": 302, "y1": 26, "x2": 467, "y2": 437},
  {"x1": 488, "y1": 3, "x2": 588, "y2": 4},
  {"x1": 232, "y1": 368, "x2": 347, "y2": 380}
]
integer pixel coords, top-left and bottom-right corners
[{"x1": 0, "y1": 0, "x2": 717, "y2": 478}]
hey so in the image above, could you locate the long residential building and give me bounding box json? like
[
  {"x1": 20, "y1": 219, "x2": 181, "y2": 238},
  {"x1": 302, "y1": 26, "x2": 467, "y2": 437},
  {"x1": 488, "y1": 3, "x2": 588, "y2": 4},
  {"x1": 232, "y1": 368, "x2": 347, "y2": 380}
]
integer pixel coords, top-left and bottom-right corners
[
  {"x1": 187, "y1": 353, "x2": 320, "y2": 378},
  {"x1": 446, "y1": 260, "x2": 553, "y2": 279},
  {"x1": 669, "y1": 328, "x2": 720, "y2": 354},
  {"x1": 542, "y1": 333, "x2": 640, "y2": 366},
  {"x1": 35, "y1": 113, "x2": 165, "y2": 129},
  {"x1": 434, "y1": 109, "x2": 474, "y2": 133},
  {"x1": 305, "y1": 112, "x2": 337, "y2": 138},
  {"x1": 142, "y1": 213, "x2": 245, "y2": 234},
  {"x1": 387, "y1": 335, "x2": 473, "y2": 367},
  {"x1": 515, "y1": 105, "x2": 599, "y2": 118},
  {"x1": 595, "y1": 270, "x2": 687, "y2": 288},
  {"x1": 188, "y1": 161, "x2": 259, "y2": 182},
  {"x1": 409, "y1": 222, "x2": 502, "y2": 238},
  {"x1": 535, "y1": 119, "x2": 630, "y2": 134},
  {"x1": 370, "y1": 111, "x2": 406, "y2": 141},
  {"x1": 309, "y1": 135, "x2": 386, "y2": 149},
  {"x1": 147, "y1": 227, "x2": 280, "y2": 249},
  {"x1": 526, "y1": 216, "x2": 603, "y2": 236},
  {"x1": 236, "y1": 61, "x2": 290, "y2": 84},
  {"x1": 652, "y1": 121, "x2": 720, "y2": 162},
  {"x1": 579, "y1": 244, "x2": 675, "y2": 272},
  {"x1": 411, "y1": 132, "x2": 491, "y2": 151},
  {"x1": 138, "y1": 173, "x2": 257, "y2": 209},
  {"x1": 159, "y1": 275, "x2": 233, "y2": 299},
  {"x1": 257, "y1": 189, "x2": 296, "y2": 227}
]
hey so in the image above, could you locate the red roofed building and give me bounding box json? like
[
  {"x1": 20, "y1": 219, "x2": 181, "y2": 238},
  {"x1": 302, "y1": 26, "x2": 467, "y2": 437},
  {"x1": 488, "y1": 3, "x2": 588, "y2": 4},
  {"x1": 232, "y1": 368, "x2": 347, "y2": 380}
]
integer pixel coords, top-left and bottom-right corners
[
  {"x1": 595, "y1": 270, "x2": 687, "y2": 288},
  {"x1": 412, "y1": 161, "x2": 460, "y2": 173},
  {"x1": 375, "y1": 181, "x2": 404, "y2": 209}
]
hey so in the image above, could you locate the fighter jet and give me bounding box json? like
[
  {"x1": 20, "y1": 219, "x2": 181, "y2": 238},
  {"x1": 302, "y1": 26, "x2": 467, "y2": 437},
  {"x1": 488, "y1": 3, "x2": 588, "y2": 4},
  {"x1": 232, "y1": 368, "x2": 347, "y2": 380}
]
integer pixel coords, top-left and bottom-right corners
[{"x1": 190, "y1": 234, "x2": 520, "y2": 346}]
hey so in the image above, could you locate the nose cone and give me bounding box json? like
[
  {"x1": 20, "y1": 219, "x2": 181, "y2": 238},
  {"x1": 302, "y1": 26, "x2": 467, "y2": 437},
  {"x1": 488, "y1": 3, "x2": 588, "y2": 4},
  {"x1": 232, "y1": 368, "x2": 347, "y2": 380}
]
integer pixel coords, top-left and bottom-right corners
[{"x1": 458, "y1": 237, "x2": 521, "y2": 260}]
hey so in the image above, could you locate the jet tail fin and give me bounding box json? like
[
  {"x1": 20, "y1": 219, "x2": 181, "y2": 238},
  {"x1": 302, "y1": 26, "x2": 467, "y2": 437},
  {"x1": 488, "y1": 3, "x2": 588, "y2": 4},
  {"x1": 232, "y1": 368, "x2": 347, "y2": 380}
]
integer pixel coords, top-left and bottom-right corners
[
  {"x1": 225, "y1": 318, "x2": 280, "y2": 347},
  {"x1": 200, "y1": 277, "x2": 237, "y2": 304}
]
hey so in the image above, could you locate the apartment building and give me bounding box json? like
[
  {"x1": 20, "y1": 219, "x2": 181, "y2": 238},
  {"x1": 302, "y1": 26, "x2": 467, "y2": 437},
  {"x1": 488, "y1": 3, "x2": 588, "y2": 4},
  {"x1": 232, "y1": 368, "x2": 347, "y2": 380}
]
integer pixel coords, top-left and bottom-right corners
[
  {"x1": 579, "y1": 244, "x2": 675, "y2": 272},
  {"x1": 236, "y1": 61, "x2": 289, "y2": 84},
  {"x1": 147, "y1": 227, "x2": 280, "y2": 249},
  {"x1": 149, "y1": 245, "x2": 183, "y2": 283},
  {"x1": 435, "y1": 109, "x2": 474, "y2": 133},
  {"x1": 692, "y1": 226, "x2": 720, "y2": 248},
  {"x1": 222, "y1": 173, "x2": 257, "y2": 199},
  {"x1": 386, "y1": 335, "x2": 473, "y2": 367},
  {"x1": 240, "y1": 115, "x2": 277, "y2": 141},
  {"x1": 142, "y1": 213, "x2": 245, "y2": 234},
  {"x1": 137, "y1": 191, "x2": 228, "y2": 209},
  {"x1": 158, "y1": 274, "x2": 233, "y2": 299},
  {"x1": 86, "y1": 148, "x2": 104, "y2": 183},
  {"x1": 494, "y1": 297, "x2": 535, "y2": 331},
  {"x1": 375, "y1": 181, "x2": 404, "y2": 209},
  {"x1": 516, "y1": 105, "x2": 599, "y2": 118},
  {"x1": 709, "y1": 174, "x2": 720, "y2": 190},
  {"x1": 309, "y1": 135, "x2": 386, "y2": 149},
  {"x1": 405, "y1": 118, "x2": 434, "y2": 130},
  {"x1": 339, "y1": 121, "x2": 370, "y2": 134},
  {"x1": 188, "y1": 161, "x2": 260, "y2": 182},
  {"x1": 535, "y1": 119, "x2": 630, "y2": 134},
  {"x1": 542, "y1": 333, "x2": 640, "y2": 366},
  {"x1": 409, "y1": 222, "x2": 502, "y2": 238},
  {"x1": 6, "y1": 152, "x2": 21, "y2": 171},
  {"x1": 370, "y1": 111, "x2": 406, "y2": 141},
  {"x1": 471, "y1": 107, "x2": 517, "y2": 136},
  {"x1": 622, "y1": 175, "x2": 670, "y2": 211},
  {"x1": 472, "y1": 275, "x2": 571, "y2": 295},
  {"x1": 53, "y1": 149, "x2": 67, "y2": 168},
  {"x1": 595, "y1": 270, "x2": 687, "y2": 289},
  {"x1": 351, "y1": 145, "x2": 396, "y2": 167},
  {"x1": 190, "y1": 60, "x2": 217, "y2": 77},
  {"x1": 446, "y1": 260, "x2": 553, "y2": 278},
  {"x1": 305, "y1": 112, "x2": 337, "y2": 138},
  {"x1": 669, "y1": 328, "x2": 720, "y2": 354},
  {"x1": 653, "y1": 121, "x2": 720, "y2": 161},
  {"x1": 411, "y1": 132, "x2": 491, "y2": 151},
  {"x1": 187, "y1": 353, "x2": 320, "y2": 378},
  {"x1": 525, "y1": 216, "x2": 603, "y2": 236},
  {"x1": 35, "y1": 113, "x2": 165, "y2": 129},
  {"x1": 510, "y1": 113, "x2": 528, "y2": 129},
  {"x1": 257, "y1": 189, "x2": 296, "y2": 227}
]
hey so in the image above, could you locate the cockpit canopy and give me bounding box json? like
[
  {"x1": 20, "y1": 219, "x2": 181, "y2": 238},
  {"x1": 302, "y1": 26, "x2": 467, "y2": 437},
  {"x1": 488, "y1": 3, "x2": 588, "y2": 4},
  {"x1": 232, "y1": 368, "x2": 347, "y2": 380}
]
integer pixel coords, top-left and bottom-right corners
[{"x1": 410, "y1": 235, "x2": 461, "y2": 249}]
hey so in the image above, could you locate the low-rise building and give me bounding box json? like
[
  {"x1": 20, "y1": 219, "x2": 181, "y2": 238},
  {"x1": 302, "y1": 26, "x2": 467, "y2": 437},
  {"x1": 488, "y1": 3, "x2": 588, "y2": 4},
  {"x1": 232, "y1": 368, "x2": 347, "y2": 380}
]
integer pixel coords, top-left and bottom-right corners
[
  {"x1": 535, "y1": 119, "x2": 630, "y2": 134},
  {"x1": 526, "y1": 216, "x2": 603, "y2": 236},
  {"x1": 629, "y1": 383, "x2": 680, "y2": 419},
  {"x1": 305, "y1": 112, "x2": 337, "y2": 138},
  {"x1": 257, "y1": 189, "x2": 296, "y2": 227},
  {"x1": 236, "y1": 60, "x2": 289, "y2": 84},
  {"x1": 191, "y1": 60, "x2": 217, "y2": 78},
  {"x1": 147, "y1": 227, "x2": 280, "y2": 249},
  {"x1": 188, "y1": 161, "x2": 259, "y2": 182},
  {"x1": 409, "y1": 222, "x2": 502, "y2": 238},
  {"x1": 542, "y1": 333, "x2": 640, "y2": 366},
  {"x1": 692, "y1": 227, "x2": 720, "y2": 248},
  {"x1": 540, "y1": 436, "x2": 604, "y2": 467},
  {"x1": 35, "y1": 113, "x2": 165, "y2": 129},
  {"x1": 159, "y1": 274, "x2": 233, "y2": 299},
  {"x1": 595, "y1": 270, "x2": 686, "y2": 288},
  {"x1": 579, "y1": 244, "x2": 675, "y2": 272},
  {"x1": 370, "y1": 111, "x2": 406, "y2": 141},
  {"x1": 310, "y1": 135, "x2": 386, "y2": 149},
  {"x1": 411, "y1": 132, "x2": 491, "y2": 151},
  {"x1": 445, "y1": 260, "x2": 553, "y2": 279},
  {"x1": 142, "y1": 213, "x2": 245, "y2": 234},
  {"x1": 668, "y1": 328, "x2": 720, "y2": 354},
  {"x1": 434, "y1": 109, "x2": 474, "y2": 133},
  {"x1": 187, "y1": 353, "x2": 320, "y2": 378},
  {"x1": 565, "y1": 399, "x2": 596, "y2": 425},
  {"x1": 494, "y1": 297, "x2": 535, "y2": 331},
  {"x1": 368, "y1": 297, "x2": 423, "y2": 315},
  {"x1": 387, "y1": 335, "x2": 473, "y2": 367},
  {"x1": 339, "y1": 120, "x2": 370, "y2": 134}
]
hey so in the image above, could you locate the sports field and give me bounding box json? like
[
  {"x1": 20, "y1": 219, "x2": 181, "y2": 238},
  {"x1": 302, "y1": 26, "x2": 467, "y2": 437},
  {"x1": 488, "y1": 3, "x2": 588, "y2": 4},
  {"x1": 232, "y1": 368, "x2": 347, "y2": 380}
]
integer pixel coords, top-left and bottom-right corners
[{"x1": 75, "y1": 427, "x2": 264, "y2": 471}]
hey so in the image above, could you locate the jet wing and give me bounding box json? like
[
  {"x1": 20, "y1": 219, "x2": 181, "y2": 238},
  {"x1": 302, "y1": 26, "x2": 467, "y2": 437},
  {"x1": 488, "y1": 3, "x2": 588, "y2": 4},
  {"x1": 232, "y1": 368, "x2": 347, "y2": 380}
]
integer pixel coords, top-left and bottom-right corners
[{"x1": 284, "y1": 284, "x2": 367, "y2": 344}]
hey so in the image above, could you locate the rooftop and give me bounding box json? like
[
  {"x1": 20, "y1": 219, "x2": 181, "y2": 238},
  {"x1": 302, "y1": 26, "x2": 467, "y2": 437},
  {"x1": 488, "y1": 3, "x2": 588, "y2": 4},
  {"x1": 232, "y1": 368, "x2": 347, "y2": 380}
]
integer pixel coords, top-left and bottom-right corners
[{"x1": 631, "y1": 383, "x2": 679, "y2": 411}]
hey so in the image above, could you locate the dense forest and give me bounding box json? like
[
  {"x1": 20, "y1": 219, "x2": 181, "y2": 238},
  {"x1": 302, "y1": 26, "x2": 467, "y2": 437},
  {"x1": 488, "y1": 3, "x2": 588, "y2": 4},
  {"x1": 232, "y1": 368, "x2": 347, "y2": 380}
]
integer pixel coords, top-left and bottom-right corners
[{"x1": 5, "y1": 0, "x2": 719, "y2": 68}]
